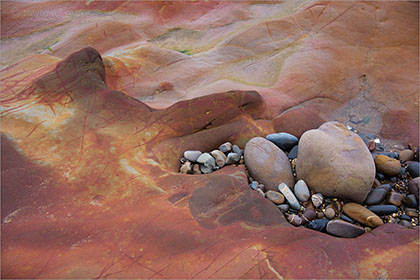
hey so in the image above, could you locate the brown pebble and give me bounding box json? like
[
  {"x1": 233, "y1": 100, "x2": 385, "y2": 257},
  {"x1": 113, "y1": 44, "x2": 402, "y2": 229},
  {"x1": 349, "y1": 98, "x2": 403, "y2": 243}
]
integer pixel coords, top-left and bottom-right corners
[
  {"x1": 374, "y1": 155, "x2": 401, "y2": 176},
  {"x1": 399, "y1": 149, "x2": 415, "y2": 162},
  {"x1": 387, "y1": 192, "x2": 404, "y2": 207},
  {"x1": 287, "y1": 214, "x2": 302, "y2": 226},
  {"x1": 367, "y1": 140, "x2": 376, "y2": 152},
  {"x1": 265, "y1": 191, "x2": 285, "y2": 204},
  {"x1": 325, "y1": 207, "x2": 336, "y2": 219},
  {"x1": 301, "y1": 209, "x2": 316, "y2": 224},
  {"x1": 342, "y1": 202, "x2": 384, "y2": 228},
  {"x1": 316, "y1": 211, "x2": 324, "y2": 219},
  {"x1": 180, "y1": 161, "x2": 193, "y2": 174},
  {"x1": 372, "y1": 178, "x2": 381, "y2": 188},
  {"x1": 193, "y1": 164, "x2": 202, "y2": 174}
]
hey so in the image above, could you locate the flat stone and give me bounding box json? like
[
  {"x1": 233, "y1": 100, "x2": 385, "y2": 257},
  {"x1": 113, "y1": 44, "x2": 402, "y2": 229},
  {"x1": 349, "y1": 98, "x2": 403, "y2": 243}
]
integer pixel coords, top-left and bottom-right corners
[
  {"x1": 277, "y1": 204, "x2": 289, "y2": 212},
  {"x1": 265, "y1": 191, "x2": 285, "y2": 204},
  {"x1": 367, "y1": 205, "x2": 399, "y2": 216},
  {"x1": 266, "y1": 132, "x2": 298, "y2": 151},
  {"x1": 210, "y1": 150, "x2": 227, "y2": 167},
  {"x1": 294, "y1": 180, "x2": 310, "y2": 202},
  {"x1": 244, "y1": 137, "x2": 294, "y2": 191},
  {"x1": 311, "y1": 193, "x2": 323, "y2": 208},
  {"x1": 287, "y1": 214, "x2": 302, "y2": 226},
  {"x1": 343, "y1": 203, "x2": 384, "y2": 228},
  {"x1": 184, "y1": 151, "x2": 202, "y2": 162},
  {"x1": 364, "y1": 187, "x2": 388, "y2": 205},
  {"x1": 197, "y1": 153, "x2": 216, "y2": 169},
  {"x1": 288, "y1": 145, "x2": 298, "y2": 159},
  {"x1": 326, "y1": 220, "x2": 365, "y2": 238},
  {"x1": 374, "y1": 155, "x2": 401, "y2": 176},
  {"x1": 408, "y1": 177, "x2": 419, "y2": 200},
  {"x1": 387, "y1": 192, "x2": 404, "y2": 207},
  {"x1": 232, "y1": 145, "x2": 242, "y2": 156},
  {"x1": 399, "y1": 149, "x2": 415, "y2": 162},
  {"x1": 307, "y1": 219, "x2": 329, "y2": 232},
  {"x1": 407, "y1": 162, "x2": 419, "y2": 178},
  {"x1": 180, "y1": 161, "x2": 193, "y2": 174},
  {"x1": 278, "y1": 183, "x2": 301, "y2": 210},
  {"x1": 301, "y1": 209, "x2": 316, "y2": 224},
  {"x1": 296, "y1": 122, "x2": 375, "y2": 203},
  {"x1": 219, "y1": 142, "x2": 232, "y2": 153},
  {"x1": 226, "y1": 152, "x2": 240, "y2": 165},
  {"x1": 404, "y1": 194, "x2": 418, "y2": 208}
]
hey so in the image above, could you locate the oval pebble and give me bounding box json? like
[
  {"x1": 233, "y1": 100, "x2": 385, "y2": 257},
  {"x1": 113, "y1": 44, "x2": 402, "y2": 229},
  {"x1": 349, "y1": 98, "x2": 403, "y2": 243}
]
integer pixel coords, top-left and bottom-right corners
[
  {"x1": 294, "y1": 180, "x2": 310, "y2": 202},
  {"x1": 278, "y1": 183, "x2": 301, "y2": 210},
  {"x1": 343, "y1": 203, "x2": 384, "y2": 228},
  {"x1": 326, "y1": 220, "x2": 365, "y2": 238},
  {"x1": 265, "y1": 191, "x2": 285, "y2": 204},
  {"x1": 184, "y1": 151, "x2": 202, "y2": 162},
  {"x1": 307, "y1": 219, "x2": 329, "y2": 232}
]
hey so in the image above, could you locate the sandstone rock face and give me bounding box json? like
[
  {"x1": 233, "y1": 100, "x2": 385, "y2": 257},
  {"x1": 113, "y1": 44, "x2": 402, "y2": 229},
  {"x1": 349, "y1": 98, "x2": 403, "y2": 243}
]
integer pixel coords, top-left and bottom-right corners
[
  {"x1": 244, "y1": 137, "x2": 294, "y2": 191},
  {"x1": 296, "y1": 122, "x2": 375, "y2": 203}
]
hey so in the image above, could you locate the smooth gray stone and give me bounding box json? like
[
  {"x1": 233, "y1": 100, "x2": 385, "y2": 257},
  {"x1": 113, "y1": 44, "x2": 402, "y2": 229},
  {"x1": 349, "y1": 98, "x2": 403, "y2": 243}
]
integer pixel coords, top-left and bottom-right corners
[
  {"x1": 367, "y1": 205, "x2": 398, "y2": 216},
  {"x1": 226, "y1": 152, "x2": 240, "y2": 164},
  {"x1": 294, "y1": 180, "x2": 310, "y2": 202},
  {"x1": 364, "y1": 187, "x2": 389, "y2": 205},
  {"x1": 377, "y1": 183, "x2": 392, "y2": 192},
  {"x1": 278, "y1": 183, "x2": 301, "y2": 210},
  {"x1": 404, "y1": 194, "x2": 419, "y2": 208},
  {"x1": 200, "y1": 165, "x2": 213, "y2": 174},
  {"x1": 399, "y1": 220, "x2": 414, "y2": 228},
  {"x1": 326, "y1": 220, "x2": 365, "y2": 238},
  {"x1": 277, "y1": 204, "x2": 290, "y2": 212},
  {"x1": 232, "y1": 145, "x2": 242, "y2": 156},
  {"x1": 307, "y1": 219, "x2": 329, "y2": 232},
  {"x1": 197, "y1": 153, "x2": 216, "y2": 168},
  {"x1": 183, "y1": 150, "x2": 202, "y2": 162},
  {"x1": 250, "y1": 181, "x2": 258, "y2": 190},
  {"x1": 219, "y1": 142, "x2": 232, "y2": 153},
  {"x1": 288, "y1": 145, "x2": 298, "y2": 159},
  {"x1": 400, "y1": 214, "x2": 411, "y2": 221},
  {"x1": 266, "y1": 132, "x2": 298, "y2": 151},
  {"x1": 407, "y1": 162, "x2": 419, "y2": 178}
]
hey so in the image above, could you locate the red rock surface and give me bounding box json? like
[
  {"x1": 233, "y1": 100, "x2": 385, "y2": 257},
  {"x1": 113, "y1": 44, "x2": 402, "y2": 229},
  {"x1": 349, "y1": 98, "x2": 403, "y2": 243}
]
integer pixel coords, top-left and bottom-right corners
[{"x1": 1, "y1": 1, "x2": 419, "y2": 278}]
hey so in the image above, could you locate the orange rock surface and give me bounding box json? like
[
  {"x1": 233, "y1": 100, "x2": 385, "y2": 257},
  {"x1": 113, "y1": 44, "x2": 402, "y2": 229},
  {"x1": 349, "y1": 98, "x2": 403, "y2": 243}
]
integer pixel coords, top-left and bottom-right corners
[{"x1": 1, "y1": 1, "x2": 419, "y2": 278}]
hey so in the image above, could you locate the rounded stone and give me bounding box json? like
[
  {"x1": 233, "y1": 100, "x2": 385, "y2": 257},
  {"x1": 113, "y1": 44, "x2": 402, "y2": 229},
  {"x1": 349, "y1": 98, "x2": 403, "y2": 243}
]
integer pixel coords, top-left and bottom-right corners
[
  {"x1": 343, "y1": 203, "x2": 384, "y2": 228},
  {"x1": 399, "y1": 149, "x2": 415, "y2": 162},
  {"x1": 404, "y1": 194, "x2": 418, "y2": 208},
  {"x1": 180, "y1": 161, "x2": 193, "y2": 174},
  {"x1": 232, "y1": 145, "x2": 242, "y2": 156},
  {"x1": 200, "y1": 165, "x2": 213, "y2": 174},
  {"x1": 266, "y1": 132, "x2": 298, "y2": 151},
  {"x1": 249, "y1": 181, "x2": 259, "y2": 190},
  {"x1": 296, "y1": 122, "x2": 375, "y2": 203},
  {"x1": 288, "y1": 145, "x2": 298, "y2": 159},
  {"x1": 294, "y1": 180, "x2": 310, "y2": 202},
  {"x1": 197, "y1": 153, "x2": 216, "y2": 168},
  {"x1": 407, "y1": 162, "x2": 419, "y2": 178},
  {"x1": 244, "y1": 137, "x2": 294, "y2": 191},
  {"x1": 364, "y1": 187, "x2": 389, "y2": 205},
  {"x1": 367, "y1": 205, "x2": 398, "y2": 216},
  {"x1": 311, "y1": 193, "x2": 323, "y2": 208},
  {"x1": 399, "y1": 220, "x2": 414, "y2": 228},
  {"x1": 325, "y1": 208, "x2": 336, "y2": 219},
  {"x1": 287, "y1": 214, "x2": 302, "y2": 226},
  {"x1": 277, "y1": 204, "x2": 289, "y2": 212},
  {"x1": 210, "y1": 150, "x2": 226, "y2": 167},
  {"x1": 307, "y1": 219, "x2": 329, "y2": 232},
  {"x1": 301, "y1": 209, "x2": 316, "y2": 223},
  {"x1": 387, "y1": 192, "x2": 404, "y2": 207},
  {"x1": 226, "y1": 152, "x2": 240, "y2": 165},
  {"x1": 265, "y1": 191, "x2": 285, "y2": 204},
  {"x1": 184, "y1": 151, "x2": 202, "y2": 162},
  {"x1": 326, "y1": 220, "x2": 365, "y2": 238},
  {"x1": 374, "y1": 155, "x2": 401, "y2": 177},
  {"x1": 218, "y1": 142, "x2": 232, "y2": 153},
  {"x1": 278, "y1": 183, "x2": 301, "y2": 210},
  {"x1": 193, "y1": 164, "x2": 201, "y2": 174},
  {"x1": 408, "y1": 177, "x2": 419, "y2": 200}
]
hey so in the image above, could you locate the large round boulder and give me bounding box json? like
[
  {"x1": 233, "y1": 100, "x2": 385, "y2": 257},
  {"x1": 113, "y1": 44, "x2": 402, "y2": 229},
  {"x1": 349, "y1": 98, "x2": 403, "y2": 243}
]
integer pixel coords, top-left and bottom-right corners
[
  {"x1": 296, "y1": 122, "x2": 375, "y2": 203},
  {"x1": 244, "y1": 137, "x2": 294, "y2": 191}
]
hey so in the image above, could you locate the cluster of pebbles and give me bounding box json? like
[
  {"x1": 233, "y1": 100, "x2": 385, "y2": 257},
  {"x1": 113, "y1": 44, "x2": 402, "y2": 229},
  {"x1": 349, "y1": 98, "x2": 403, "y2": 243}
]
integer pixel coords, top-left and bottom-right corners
[
  {"x1": 179, "y1": 142, "x2": 243, "y2": 174},
  {"x1": 179, "y1": 122, "x2": 419, "y2": 238}
]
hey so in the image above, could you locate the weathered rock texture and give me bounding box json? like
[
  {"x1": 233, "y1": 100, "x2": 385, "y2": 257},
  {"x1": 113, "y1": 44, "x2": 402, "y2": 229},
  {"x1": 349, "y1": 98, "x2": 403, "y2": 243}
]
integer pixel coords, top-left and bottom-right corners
[{"x1": 1, "y1": 1, "x2": 419, "y2": 279}]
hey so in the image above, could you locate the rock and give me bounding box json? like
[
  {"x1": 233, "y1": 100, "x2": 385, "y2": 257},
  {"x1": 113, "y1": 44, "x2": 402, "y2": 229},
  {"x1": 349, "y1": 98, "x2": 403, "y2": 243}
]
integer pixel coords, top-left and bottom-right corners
[
  {"x1": 296, "y1": 122, "x2": 375, "y2": 203},
  {"x1": 184, "y1": 151, "x2": 202, "y2": 162},
  {"x1": 180, "y1": 161, "x2": 193, "y2": 174},
  {"x1": 376, "y1": 173, "x2": 385, "y2": 180},
  {"x1": 226, "y1": 152, "x2": 240, "y2": 165},
  {"x1": 304, "y1": 200, "x2": 315, "y2": 210},
  {"x1": 399, "y1": 220, "x2": 414, "y2": 228},
  {"x1": 374, "y1": 155, "x2": 401, "y2": 177},
  {"x1": 367, "y1": 205, "x2": 398, "y2": 216},
  {"x1": 193, "y1": 164, "x2": 202, "y2": 174},
  {"x1": 311, "y1": 193, "x2": 323, "y2": 208},
  {"x1": 307, "y1": 219, "x2": 329, "y2": 232},
  {"x1": 219, "y1": 142, "x2": 232, "y2": 153},
  {"x1": 301, "y1": 209, "x2": 316, "y2": 224},
  {"x1": 326, "y1": 220, "x2": 365, "y2": 238},
  {"x1": 400, "y1": 214, "x2": 411, "y2": 221},
  {"x1": 404, "y1": 194, "x2": 418, "y2": 208},
  {"x1": 244, "y1": 137, "x2": 294, "y2": 191},
  {"x1": 277, "y1": 204, "x2": 289, "y2": 212},
  {"x1": 377, "y1": 151, "x2": 399, "y2": 159},
  {"x1": 406, "y1": 208, "x2": 419, "y2": 218},
  {"x1": 200, "y1": 165, "x2": 213, "y2": 174},
  {"x1": 387, "y1": 192, "x2": 404, "y2": 207},
  {"x1": 407, "y1": 162, "x2": 419, "y2": 178},
  {"x1": 197, "y1": 153, "x2": 216, "y2": 169},
  {"x1": 377, "y1": 184, "x2": 392, "y2": 192},
  {"x1": 288, "y1": 145, "x2": 298, "y2": 159},
  {"x1": 278, "y1": 183, "x2": 301, "y2": 210},
  {"x1": 210, "y1": 150, "x2": 226, "y2": 167},
  {"x1": 180, "y1": 157, "x2": 187, "y2": 164},
  {"x1": 257, "y1": 184, "x2": 265, "y2": 192},
  {"x1": 325, "y1": 208, "x2": 336, "y2": 219},
  {"x1": 343, "y1": 203, "x2": 384, "y2": 228},
  {"x1": 408, "y1": 177, "x2": 419, "y2": 199},
  {"x1": 250, "y1": 181, "x2": 259, "y2": 190},
  {"x1": 266, "y1": 132, "x2": 298, "y2": 151},
  {"x1": 364, "y1": 188, "x2": 389, "y2": 205},
  {"x1": 232, "y1": 145, "x2": 242, "y2": 156},
  {"x1": 399, "y1": 149, "x2": 415, "y2": 162},
  {"x1": 340, "y1": 213, "x2": 354, "y2": 223},
  {"x1": 265, "y1": 191, "x2": 285, "y2": 204},
  {"x1": 316, "y1": 211, "x2": 324, "y2": 219},
  {"x1": 367, "y1": 140, "x2": 376, "y2": 152},
  {"x1": 372, "y1": 178, "x2": 381, "y2": 188},
  {"x1": 294, "y1": 180, "x2": 310, "y2": 202},
  {"x1": 256, "y1": 188, "x2": 265, "y2": 197},
  {"x1": 287, "y1": 214, "x2": 302, "y2": 226}
]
